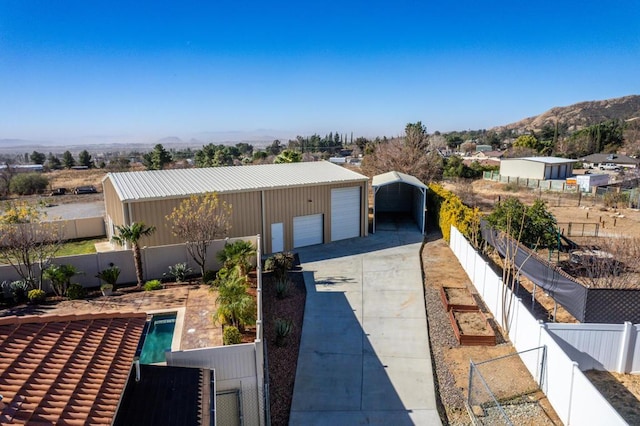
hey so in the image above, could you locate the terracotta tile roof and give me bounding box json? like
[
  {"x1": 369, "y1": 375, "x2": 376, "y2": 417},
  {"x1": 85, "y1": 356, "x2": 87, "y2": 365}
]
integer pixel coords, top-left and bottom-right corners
[{"x1": 0, "y1": 312, "x2": 147, "y2": 425}]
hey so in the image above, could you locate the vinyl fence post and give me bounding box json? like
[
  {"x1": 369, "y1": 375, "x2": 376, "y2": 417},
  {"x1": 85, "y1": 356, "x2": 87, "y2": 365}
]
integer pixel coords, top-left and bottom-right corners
[{"x1": 617, "y1": 321, "x2": 633, "y2": 373}]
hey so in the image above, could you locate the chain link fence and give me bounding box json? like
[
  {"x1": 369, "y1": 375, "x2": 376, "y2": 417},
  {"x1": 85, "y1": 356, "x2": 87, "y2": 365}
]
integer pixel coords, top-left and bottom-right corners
[{"x1": 467, "y1": 347, "x2": 547, "y2": 425}]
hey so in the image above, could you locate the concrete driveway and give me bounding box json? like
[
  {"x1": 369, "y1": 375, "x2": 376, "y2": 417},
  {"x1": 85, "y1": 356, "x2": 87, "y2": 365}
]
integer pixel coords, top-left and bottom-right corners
[{"x1": 289, "y1": 228, "x2": 442, "y2": 425}]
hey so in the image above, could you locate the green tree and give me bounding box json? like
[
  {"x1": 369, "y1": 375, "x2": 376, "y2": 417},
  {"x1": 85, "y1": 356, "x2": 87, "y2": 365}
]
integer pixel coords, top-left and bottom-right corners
[
  {"x1": 274, "y1": 150, "x2": 302, "y2": 163},
  {"x1": 9, "y1": 173, "x2": 49, "y2": 195},
  {"x1": 486, "y1": 197, "x2": 557, "y2": 249},
  {"x1": 78, "y1": 150, "x2": 93, "y2": 168},
  {"x1": 47, "y1": 154, "x2": 62, "y2": 170},
  {"x1": 111, "y1": 222, "x2": 156, "y2": 289},
  {"x1": 513, "y1": 134, "x2": 539, "y2": 151},
  {"x1": 142, "y1": 144, "x2": 173, "y2": 170},
  {"x1": 166, "y1": 193, "x2": 232, "y2": 276},
  {"x1": 215, "y1": 271, "x2": 256, "y2": 331},
  {"x1": 194, "y1": 144, "x2": 235, "y2": 167},
  {"x1": 30, "y1": 151, "x2": 46, "y2": 165},
  {"x1": 62, "y1": 151, "x2": 75, "y2": 169},
  {"x1": 267, "y1": 140, "x2": 282, "y2": 156}
]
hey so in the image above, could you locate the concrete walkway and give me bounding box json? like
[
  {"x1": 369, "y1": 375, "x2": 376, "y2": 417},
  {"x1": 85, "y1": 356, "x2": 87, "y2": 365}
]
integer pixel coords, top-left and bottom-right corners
[{"x1": 290, "y1": 228, "x2": 442, "y2": 425}]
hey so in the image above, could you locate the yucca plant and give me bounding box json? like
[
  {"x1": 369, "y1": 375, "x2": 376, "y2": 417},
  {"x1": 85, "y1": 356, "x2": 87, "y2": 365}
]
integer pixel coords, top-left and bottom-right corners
[{"x1": 275, "y1": 277, "x2": 291, "y2": 299}]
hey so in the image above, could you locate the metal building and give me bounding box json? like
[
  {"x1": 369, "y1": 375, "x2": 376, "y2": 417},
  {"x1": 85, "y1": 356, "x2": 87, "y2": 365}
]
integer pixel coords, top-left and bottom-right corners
[
  {"x1": 499, "y1": 157, "x2": 576, "y2": 180},
  {"x1": 372, "y1": 171, "x2": 427, "y2": 234},
  {"x1": 102, "y1": 161, "x2": 369, "y2": 254}
]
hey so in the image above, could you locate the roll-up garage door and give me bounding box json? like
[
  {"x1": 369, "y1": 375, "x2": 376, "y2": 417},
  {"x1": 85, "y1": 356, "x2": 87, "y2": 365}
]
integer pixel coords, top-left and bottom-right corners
[
  {"x1": 293, "y1": 214, "x2": 323, "y2": 248},
  {"x1": 331, "y1": 187, "x2": 361, "y2": 241}
]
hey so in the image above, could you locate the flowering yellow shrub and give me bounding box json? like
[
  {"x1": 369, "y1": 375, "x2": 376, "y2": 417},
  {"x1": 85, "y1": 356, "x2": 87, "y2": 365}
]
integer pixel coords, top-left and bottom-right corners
[{"x1": 428, "y1": 183, "x2": 480, "y2": 242}]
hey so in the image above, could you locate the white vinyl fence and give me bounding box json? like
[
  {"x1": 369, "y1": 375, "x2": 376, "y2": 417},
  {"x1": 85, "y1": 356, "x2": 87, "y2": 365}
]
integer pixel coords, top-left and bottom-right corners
[
  {"x1": 0, "y1": 236, "x2": 258, "y2": 291},
  {"x1": 450, "y1": 226, "x2": 627, "y2": 426}
]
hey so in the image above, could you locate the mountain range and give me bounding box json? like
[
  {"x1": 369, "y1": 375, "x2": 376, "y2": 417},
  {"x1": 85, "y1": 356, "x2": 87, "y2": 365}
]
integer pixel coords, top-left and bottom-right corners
[{"x1": 493, "y1": 95, "x2": 640, "y2": 134}]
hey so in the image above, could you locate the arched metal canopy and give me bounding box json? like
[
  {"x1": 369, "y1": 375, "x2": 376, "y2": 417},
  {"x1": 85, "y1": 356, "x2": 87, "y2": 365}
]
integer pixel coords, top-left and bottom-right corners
[{"x1": 372, "y1": 171, "x2": 427, "y2": 234}]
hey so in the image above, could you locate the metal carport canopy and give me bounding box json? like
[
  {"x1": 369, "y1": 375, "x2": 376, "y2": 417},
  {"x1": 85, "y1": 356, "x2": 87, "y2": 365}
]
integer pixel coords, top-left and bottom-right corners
[{"x1": 372, "y1": 171, "x2": 427, "y2": 234}]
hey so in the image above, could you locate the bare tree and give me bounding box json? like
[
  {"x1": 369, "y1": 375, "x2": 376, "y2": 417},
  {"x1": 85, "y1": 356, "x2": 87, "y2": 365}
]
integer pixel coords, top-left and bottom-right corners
[
  {"x1": 565, "y1": 237, "x2": 640, "y2": 289},
  {"x1": 166, "y1": 192, "x2": 232, "y2": 277},
  {"x1": 361, "y1": 138, "x2": 443, "y2": 183},
  {"x1": 0, "y1": 202, "x2": 65, "y2": 289}
]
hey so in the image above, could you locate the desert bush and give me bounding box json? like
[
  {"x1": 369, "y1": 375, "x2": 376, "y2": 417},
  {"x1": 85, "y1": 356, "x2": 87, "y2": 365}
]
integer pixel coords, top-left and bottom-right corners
[
  {"x1": 66, "y1": 283, "x2": 85, "y2": 300},
  {"x1": 28, "y1": 289, "x2": 46, "y2": 304},
  {"x1": 223, "y1": 326, "x2": 242, "y2": 345},
  {"x1": 164, "y1": 262, "x2": 192, "y2": 282},
  {"x1": 503, "y1": 182, "x2": 520, "y2": 192},
  {"x1": 9, "y1": 173, "x2": 49, "y2": 195},
  {"x1": 603, "y1": 191, "x2": 629, "y2": 208},
  {"x1": 143, "y1": 279, "x2": 163, "y2": 291},
  {"x1": 275, "y1": 318, "x2": 294, "y2": 347},
  {"x1": 9, "y1": 280, "x2": 29, "y2": 304}
]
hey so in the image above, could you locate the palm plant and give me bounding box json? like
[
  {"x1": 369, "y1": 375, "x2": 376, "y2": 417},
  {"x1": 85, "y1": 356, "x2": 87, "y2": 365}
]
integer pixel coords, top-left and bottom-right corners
[
  {"x1": 112, "y1": 222, "x2": 156, "y2": 289},
  {"x1": 43, "y1": 264, "x2": 79, "y2": 297},
  {"x1": 216, "y1": 240, "x2": 256, "y2": 277},
  {"x1": 96, "y1": 265, "x2": 120, "y2": 287},
  {"x1": 214, "y1": 272, "x2": 256, "y2": 331}
]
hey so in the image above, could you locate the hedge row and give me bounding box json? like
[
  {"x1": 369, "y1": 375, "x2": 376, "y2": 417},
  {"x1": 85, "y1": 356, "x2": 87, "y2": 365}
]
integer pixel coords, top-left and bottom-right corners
[{"x1": 428, "y1": 183, "x2": 480, "y2": 242}]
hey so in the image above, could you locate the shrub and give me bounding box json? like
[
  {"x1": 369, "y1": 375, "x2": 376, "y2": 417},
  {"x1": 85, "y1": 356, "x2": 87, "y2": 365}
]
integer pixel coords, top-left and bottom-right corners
[
  {"x1": 223, "y1": 326, "x2": 242, "y2": 345},
  {"x1": 275, "y1": 318, "x2": 294, "y2": 347},
  {"x1": 264, "y1": 252, "x2": 295, "y2": 279},
  {"x1": 164, "y1": 262, "x2": 192, "y2": 282},
  {"x1": 28, "y1": 289, "x2": 46, "y2": 304},
  {"x1": 66, "y1": 283, "x2": 86, "y2": 300},
  {"x1": 275, "y1": 277, "x2": 291, "y2": 299},
  {"x1": 604, "y1": 191, "x2": 629, "y2": 208},
  {"x1": 503, "y1": 182, "x2": 520, "y2": 192},
  {"x1": 202, "y1": 270, "x2": 217, "y2": 284},
  {"x1": 96, "y1": 265, "x2": 120, "y2": 286},
  {"x1": 9, "y1": 173, "x2": 49, "y2": 195},
  {"x1": 143, "y1": 279, "x2": 163, "y2": 291},
  {"x1": 428, "y1": 183, "x2": 481, "y2": 243},
  {"x1": 9, "y1": 280, "x2": 29, "y2": 304},
  {"x1": 44, "y1": 264, "x2": 80, "y2": 297}
]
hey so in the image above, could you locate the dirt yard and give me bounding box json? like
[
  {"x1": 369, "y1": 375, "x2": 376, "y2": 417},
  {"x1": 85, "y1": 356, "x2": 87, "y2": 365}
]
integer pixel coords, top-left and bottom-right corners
[{"x1": 439, "y1": 178, "x2": 640, "y2": 423}]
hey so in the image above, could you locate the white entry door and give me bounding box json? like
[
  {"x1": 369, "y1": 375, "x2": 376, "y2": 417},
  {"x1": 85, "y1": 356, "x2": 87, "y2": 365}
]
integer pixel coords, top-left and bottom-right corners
[
  {"x1": 271, "y1": 222, "x2": 284, "y2": 253},
  {"x1": 293, "y1": 214, "x2": 323, "y2": 248}
]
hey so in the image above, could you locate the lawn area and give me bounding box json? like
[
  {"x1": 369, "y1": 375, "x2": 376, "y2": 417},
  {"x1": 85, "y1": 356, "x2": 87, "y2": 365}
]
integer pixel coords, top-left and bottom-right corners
[{"x1": 57, "y1": 238, "x2": 106, "y2": 257}]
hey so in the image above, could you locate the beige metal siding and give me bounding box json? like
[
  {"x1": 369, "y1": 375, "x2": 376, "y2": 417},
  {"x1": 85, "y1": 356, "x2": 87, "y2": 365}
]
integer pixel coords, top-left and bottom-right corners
[
  {"x1": 500, "y1": 159, "x2": 545, "y2": 179},
  {"x1": 103, "y1": 178, "x2": 125, "y2": 227},
  {"x1": 128, "y1": 192, "x2": 262, "y2": 247},
  {"x1": 262, "y1": 181, "x2": 368, "y2": 253}
]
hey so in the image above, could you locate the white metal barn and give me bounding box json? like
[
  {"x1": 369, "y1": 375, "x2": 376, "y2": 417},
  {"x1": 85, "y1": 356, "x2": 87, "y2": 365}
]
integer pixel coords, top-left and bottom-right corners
[{"x1": 500, "y1": 157, "x2": 576, "y2": 180}]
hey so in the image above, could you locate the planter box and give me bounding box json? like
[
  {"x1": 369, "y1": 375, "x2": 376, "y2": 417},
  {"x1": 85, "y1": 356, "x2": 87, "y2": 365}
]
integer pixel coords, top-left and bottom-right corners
[
  {"x1": 448, "y1": 309, "x2": 496, "y2": 346},
  {"x1": 440, "y1": 286, "x2": 478, "y2": 311}
]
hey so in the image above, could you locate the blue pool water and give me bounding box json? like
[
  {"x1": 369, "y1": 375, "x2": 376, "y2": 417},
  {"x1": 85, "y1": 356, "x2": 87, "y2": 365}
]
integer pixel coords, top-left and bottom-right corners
[{"x1": 139, "y1": 312, "x2": 177, "y2": 364}]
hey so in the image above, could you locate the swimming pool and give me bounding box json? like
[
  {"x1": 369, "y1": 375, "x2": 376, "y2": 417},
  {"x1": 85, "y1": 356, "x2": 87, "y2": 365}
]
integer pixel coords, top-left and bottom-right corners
[{"x1": 138, "y1": 312, "x2": 177, "y2": 364}]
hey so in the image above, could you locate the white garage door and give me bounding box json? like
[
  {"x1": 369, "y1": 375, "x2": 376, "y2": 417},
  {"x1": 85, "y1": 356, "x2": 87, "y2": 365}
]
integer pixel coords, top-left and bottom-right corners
[
  {"x1": 331, "y1": 187, "x2": 361, "y2": 241},
  {"x1": 293, "y1": 214, "x2": 323, "y2": 248}
]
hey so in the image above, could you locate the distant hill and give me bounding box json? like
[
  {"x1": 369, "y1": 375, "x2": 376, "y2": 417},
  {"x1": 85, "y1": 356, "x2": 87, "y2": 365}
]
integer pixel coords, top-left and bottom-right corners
[{"x1": 493, "y1": 95, "x2": 640, "y2": 134}]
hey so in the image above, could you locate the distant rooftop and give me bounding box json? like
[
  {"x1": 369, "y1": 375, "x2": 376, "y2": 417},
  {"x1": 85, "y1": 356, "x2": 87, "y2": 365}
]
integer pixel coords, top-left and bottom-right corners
[
  {"x1": 105, "y1": 161, "x2": 368, "y2": 202},
  {"x1": 502, "y1": 156, "x2": 576, "y2": 164}
]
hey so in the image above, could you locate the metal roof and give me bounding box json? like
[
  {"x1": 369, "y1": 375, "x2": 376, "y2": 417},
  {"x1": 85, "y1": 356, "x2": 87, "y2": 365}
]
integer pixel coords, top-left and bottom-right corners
[
  {"x1": 502, "y1": 156, "x2": 576, "y2": 165},
  {"x1": 105, "y1": 161, "x2": 369, "y2": 202},
  {"x1": 372, "y1": 171, "x2": 427, "y2": 189}
]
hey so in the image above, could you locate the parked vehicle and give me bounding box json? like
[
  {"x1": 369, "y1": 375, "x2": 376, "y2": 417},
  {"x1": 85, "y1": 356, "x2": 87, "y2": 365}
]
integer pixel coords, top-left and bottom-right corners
[
  {"x1": 73, "y1": 185, "x2": 97, "y2": 194},
  {"x1": 49, "y1": 188, "x2": 67, "y2": 196},
  {"x1": 599, "y1": 163, "x2": 620, "y2": 171}
]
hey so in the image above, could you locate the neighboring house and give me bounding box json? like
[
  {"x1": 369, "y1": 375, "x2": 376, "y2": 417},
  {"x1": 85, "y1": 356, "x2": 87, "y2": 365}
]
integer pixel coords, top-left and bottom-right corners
[
  {"x1": 0, "y1": 164, "x2": 44, "y2": 173},
  {"x1": 102, "y1": 161, "x2": 369, "y2": 254},
  {"x1": 0, "y1": 313, "x2": 147, "y2": 424},
  {"x1": 473, "y1": 150, "x2": 503, "y2": 160},
  {"x1": 579, "y1": 153, "x2": 640, "y2": 169},
  {"x1": 499, "y1": 157, "x2": 576, "y2": 180},
  {"x1": 475, "y1": 144, "x2": 493, "y2": 152}
]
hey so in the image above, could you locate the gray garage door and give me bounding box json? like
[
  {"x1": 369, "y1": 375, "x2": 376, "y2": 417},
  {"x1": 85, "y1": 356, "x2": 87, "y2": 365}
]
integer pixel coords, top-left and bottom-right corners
[
  {"x1": 331, "y1": 187, "x2": 361, "y2": 241},
  {"x1": 293, "y1": 214, "x2": 323, "y2": 248}
]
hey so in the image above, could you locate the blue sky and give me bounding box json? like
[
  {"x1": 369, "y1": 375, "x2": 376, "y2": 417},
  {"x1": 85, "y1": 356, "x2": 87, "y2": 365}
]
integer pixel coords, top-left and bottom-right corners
[{"x1": 1, "y1": 1, "x2": 639, "y2": 144}]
